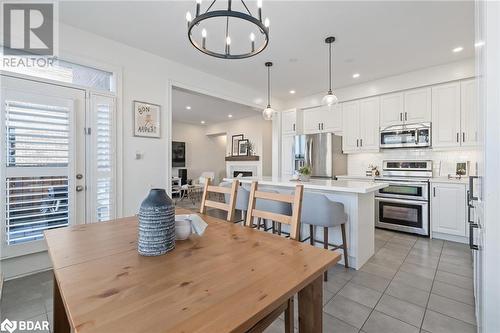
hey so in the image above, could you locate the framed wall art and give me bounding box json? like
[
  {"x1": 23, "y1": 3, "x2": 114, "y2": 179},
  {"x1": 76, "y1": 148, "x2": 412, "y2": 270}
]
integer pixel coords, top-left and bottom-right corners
[
  {"x1": 238, "y1": 139, "x2": 249, "y2": 156},
  {"x1": 133, "y1": 101, "x2": 161, "y2": 138},
  {"x1": 231, "y1": 134, "x2": 244, "y2": 156}
]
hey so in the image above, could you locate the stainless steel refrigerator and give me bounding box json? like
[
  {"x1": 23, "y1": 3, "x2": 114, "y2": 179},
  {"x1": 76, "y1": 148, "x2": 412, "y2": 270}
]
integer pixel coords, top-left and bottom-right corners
[{"x1": 293, "y1": 133, "x2": 347, "y2": 178}]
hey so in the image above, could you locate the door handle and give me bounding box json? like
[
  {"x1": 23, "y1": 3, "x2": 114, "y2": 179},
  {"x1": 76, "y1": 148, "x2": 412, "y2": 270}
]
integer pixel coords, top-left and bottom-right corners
[
  {"x1": 469, "y1": 222, "x2": 479, "y2": 250},
  {"x1": 405, "y1": 112, "x2": 407, "y2": 121},
  {"x1": 356, "y1": 139, "x2": 359, "y2": 147},
  {"x1": 76, "y1": 185, "x2": 84, "y2": 192},
  {"x1": 456, "y1": 133, "x2": 459, "y2": 143},
  {"x1": 293, "y1": 124, "x2": 295, "y2": 132},
  {"x1": 463, "y1": 132, "x2": 465, "y2": 142},
  {"x1": 400, "y1": 113, "x2": 402, "y2": 121},
  {"x1": 360, "y1": 138, "x2": 363, "y2": 147},
  {"x1": 433, "y1": 187, "x2": 436, "y2": 197}
]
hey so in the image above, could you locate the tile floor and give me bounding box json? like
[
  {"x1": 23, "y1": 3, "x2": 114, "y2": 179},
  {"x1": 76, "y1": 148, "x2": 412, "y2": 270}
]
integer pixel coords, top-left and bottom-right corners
[{"x1": 0, "y1": 229, "x2": 476, "y2": 333}]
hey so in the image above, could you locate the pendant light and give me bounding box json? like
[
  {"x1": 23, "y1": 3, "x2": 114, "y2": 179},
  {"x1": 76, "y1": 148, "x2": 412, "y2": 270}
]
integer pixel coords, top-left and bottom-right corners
[
  {"x1": 322, "y1": 36, "x2": 338, "y2": 106},
  {"x1": 262, "y1": 62, "x2": 274, "y2": 120}
]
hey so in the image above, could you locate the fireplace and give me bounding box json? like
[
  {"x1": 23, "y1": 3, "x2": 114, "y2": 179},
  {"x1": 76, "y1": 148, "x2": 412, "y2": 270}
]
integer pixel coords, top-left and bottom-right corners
[{"x1": 233, "y1": 171, "x2": 253, "y2": 177}]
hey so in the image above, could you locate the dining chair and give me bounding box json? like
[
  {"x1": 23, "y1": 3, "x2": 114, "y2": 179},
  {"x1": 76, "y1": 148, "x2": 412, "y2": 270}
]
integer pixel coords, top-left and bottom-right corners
[
  {"x1": 244, "y1": 181, "x2": 304, "y2": 333},
  {"x1": 220, "y1": 181, "x2": 250, "y2": 224},
  {"x1": 200, "y1": 178, "x2": 239, "y2": 222}
]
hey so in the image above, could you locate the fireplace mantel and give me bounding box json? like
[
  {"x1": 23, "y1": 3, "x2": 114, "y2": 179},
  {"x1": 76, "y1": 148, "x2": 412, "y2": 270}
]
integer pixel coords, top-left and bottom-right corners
[{"x1": 225, "y1": 156, "x2": 260, "y2": 162}]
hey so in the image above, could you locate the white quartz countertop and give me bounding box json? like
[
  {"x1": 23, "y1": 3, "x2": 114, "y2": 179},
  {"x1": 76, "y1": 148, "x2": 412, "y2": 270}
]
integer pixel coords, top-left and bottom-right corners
[
  {"x1": 337, "y1": 174, "x2": 470, "y2": 185},
  {"x1": 223, "y1": 176, "x2": 388, "y2": 194}
]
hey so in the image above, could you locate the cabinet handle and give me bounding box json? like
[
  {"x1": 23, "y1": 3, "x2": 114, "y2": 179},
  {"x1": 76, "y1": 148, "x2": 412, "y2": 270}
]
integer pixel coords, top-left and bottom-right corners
[
  {"x1": 356, "y1": 139, "x2": 359, "y2": 147},
  {"x1": 293, "y1": 124, "x2": 295, "y2": 131},
  {"x1": 456, "y1": 133, "x2": 459, "y2": 143},
  {"x1": 463, "y1": 132, "x2": 465, "y2": 142},
  {"x1": 360, "y1": 138, "x2": 363, "y2": 147},
  {"x1": 321, "y1": 123, "x2": 324, "y2": 130},
  {"x1": 400, "y1": 113, "x2": 402, "y2": 121},
  {"x1": 433, "y1": 187, "x2": 436, "y2": 197},
  {"x1": 469, "y1": 222, "x2": 479, "y2": 250},
  {"x1": 318, "y1": 123, "x2": 320, "y2": 130},
  {"x1": 405, "y1": 112, "x2": 407, "y2": 121}
]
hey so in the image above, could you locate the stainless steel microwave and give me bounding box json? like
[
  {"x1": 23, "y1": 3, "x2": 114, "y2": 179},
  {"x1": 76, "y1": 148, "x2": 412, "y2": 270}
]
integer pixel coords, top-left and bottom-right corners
[{"x1": 380, "y1": 122, "x2": 431, "y2": 149}]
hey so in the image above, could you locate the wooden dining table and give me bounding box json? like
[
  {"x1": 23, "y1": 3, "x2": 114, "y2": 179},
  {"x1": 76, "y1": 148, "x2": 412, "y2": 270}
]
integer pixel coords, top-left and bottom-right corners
[{"x1": 44, "y1": 208, "x2": 341, "y2": 333}]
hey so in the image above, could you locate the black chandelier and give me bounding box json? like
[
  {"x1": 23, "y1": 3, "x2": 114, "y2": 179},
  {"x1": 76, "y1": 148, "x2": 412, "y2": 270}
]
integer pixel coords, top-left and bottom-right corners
[{"x1": 186, "y1": 0, "x2": 270, "y2": 59}]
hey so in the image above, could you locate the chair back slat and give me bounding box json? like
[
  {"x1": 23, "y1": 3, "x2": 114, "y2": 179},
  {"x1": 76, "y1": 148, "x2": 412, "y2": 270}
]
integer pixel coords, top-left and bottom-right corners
[
  {"x1": 200, "y1": 179, "x2": 239, "y2": 221},
  {"x1": 245, "y1": 181, "x2": 304, "y2": 240}
]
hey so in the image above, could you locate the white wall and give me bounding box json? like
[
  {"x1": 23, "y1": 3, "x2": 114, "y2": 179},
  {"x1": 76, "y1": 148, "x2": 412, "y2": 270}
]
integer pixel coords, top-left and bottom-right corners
[
  {"x1": 172, "y1": 122, "x2": 226, "y2": 183},
  {"x1": 205, "y1": 115, "x2": 273, "y2": 176}
]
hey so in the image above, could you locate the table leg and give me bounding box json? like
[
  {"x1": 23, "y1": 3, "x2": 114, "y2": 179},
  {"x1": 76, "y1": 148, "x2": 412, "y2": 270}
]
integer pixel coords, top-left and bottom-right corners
[
  {"x1": 53, "y1": 273, "x2": 70, "y2": 333},
  {"x1": 298, "y1": 275, "x2": 323, "y2": 333}
]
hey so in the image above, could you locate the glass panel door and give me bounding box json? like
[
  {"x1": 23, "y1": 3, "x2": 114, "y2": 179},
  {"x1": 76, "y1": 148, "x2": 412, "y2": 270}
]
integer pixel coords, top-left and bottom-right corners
[{"x1": 1, "y1": 76, "x2": 86, "y2": 257}]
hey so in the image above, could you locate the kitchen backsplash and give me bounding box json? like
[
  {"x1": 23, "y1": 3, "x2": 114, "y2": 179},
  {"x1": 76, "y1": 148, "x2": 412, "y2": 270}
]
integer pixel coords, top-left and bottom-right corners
[{"x1": 347, "y1": 149, "x2": 480, "y2": 177}]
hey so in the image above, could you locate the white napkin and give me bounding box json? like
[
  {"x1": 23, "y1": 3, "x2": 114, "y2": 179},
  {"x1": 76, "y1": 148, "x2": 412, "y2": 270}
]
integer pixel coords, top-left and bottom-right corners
[{"x1": 175, "y1": 214, "x2": 208, "y2": 236}]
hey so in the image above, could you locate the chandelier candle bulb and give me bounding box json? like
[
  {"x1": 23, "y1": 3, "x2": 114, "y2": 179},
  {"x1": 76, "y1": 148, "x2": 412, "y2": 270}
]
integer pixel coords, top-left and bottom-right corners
[
  {"x1": 202, "y1": 29, "x2": 207, "y2": 48},
  {"x1": 250, "y1": 33, "x2": 255, "y2": 52},
  {"x1": 186, "y1": 11, "x2": 192, "y2": 27},
  {"x1": 196, "y1": 0, "x2": 201, "y2": 17},
  {"x1": 264, "y1": 17, "x2": 270, "y2": 28},
  {"x1": 257, "y1": 0, "x2": 262, "y2": 21}
]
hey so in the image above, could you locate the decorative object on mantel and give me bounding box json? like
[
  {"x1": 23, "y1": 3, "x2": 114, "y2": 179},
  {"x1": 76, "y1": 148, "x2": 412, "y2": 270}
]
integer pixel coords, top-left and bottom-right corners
[
  {"x1": 225, "y1": 155, "x2": 259, "y2": 161},
  {"x1": 238, "y1": 139, "x2": 250, "y2": 156},
  {"x1": 262, "y1": 62, "x2": 275, "y2": 120},
  {"x1": 298, "y1": 165, "x2": 312, "y2": 182},
  {"x1": 185, "y1": 0, "x2": 270, "y2": 59},
  {"x1": 133, "y1": 101, "x2": 161, "y2": 138},
  {"x1": 231, "y1": 134, "x2": 244, "y2": 156},
  {"x1": 321, "y1": 36, "x2": 339, "y2": 107},
  {"x1": 138, "y1": 189, "x2": 175, "y2": 256}
]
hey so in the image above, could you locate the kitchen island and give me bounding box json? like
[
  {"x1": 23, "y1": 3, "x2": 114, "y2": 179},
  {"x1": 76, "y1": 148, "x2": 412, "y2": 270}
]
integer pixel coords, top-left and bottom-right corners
[{"x1": 223, "y1": 177, "x2": 388, "y2": 269}]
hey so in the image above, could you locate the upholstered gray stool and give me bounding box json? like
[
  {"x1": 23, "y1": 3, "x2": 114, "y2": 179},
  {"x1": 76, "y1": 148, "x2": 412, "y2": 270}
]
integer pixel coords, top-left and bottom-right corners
[
  {"x1": 221, "y1": 182, "x2": 250, "y2": 223},
  {"x1": 255, "y1": 190, "x2": 292, "y2": 234},
  {"x1": 301, "y1": 192, "x2": 349, "y2": 280}
]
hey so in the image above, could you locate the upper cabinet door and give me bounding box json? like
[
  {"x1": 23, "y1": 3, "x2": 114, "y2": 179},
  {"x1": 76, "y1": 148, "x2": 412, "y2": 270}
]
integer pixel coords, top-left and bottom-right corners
[
  {"x1": 404, "y1": 87, "x2": 431, "y2": 124},
  {"x1": 303, "y1": 107, "x2": 322, "y2": 134},
  {"x1": 461, "y1": 79, "x2": 478, "y2": 147},
  {"x1": 359, "y1": 97, "x2": 380, "y2": 151},
  {"x1": 380, "y1": 92, "x2": 404, "y2": 128},
  {"x1": 322, "y1": 104, "x2": 343, "y2": 133},
  {"x1": 342, "y1": 101, "x2": 360, "y2": 152},
  {"x1": 281, "y1": 109, "x2": 297, "y2": 135},
  {"x1": 432, "y1": 82, "x2": 461, "y2": 149}
]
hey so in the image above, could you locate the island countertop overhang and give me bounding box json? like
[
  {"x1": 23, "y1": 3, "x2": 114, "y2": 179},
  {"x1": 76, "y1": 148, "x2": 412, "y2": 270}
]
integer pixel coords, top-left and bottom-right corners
[{"x1": 222, "y1": 177, "x2": 389, "y2": 194}]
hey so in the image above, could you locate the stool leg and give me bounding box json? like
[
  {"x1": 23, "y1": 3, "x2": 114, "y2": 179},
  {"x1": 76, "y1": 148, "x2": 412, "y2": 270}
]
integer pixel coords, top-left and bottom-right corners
[
  {"x1": 272, "y1": 221, "x2": 276, "y2": 234},
  {"x1": 323, "y1": 227, "x2": 329, "y2": 281},
  {"x1": 309, "y1": 225, "x2": 314, "y2": 246},
  {"x1": 278, "y1": 223, "x2": 282, "y2": 236},
  {"x1": 257, "y1": 218, "x2": 262, "y2": 229},
  {"x1": 341, "y1": 223, "x2": 349, "y2": 268}
]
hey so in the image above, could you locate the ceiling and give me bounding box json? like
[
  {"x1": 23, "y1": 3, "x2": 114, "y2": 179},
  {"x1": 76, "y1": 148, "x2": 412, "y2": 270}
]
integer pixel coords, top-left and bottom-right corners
[
  {"x1": 172, "y1": 87, "x2": 260, "y2": 125},
  {"x1": 60, "y1": 1, "x2": 474, "y2": 101}
]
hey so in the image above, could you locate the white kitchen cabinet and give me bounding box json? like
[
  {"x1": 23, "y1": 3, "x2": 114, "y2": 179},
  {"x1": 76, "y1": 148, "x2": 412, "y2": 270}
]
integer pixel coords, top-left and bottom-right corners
[
  {"x1": 431, "y1": 183, "x2": 467, "y2": 238},
  {"x1": 342, "y1": 100, "x2": 360, "y2": 152},
  {"x1": 303, "y1": 107, "x2": 323, "y2": 134},
  {"x1": 342, "y1": 97, "x2": 379, "y2": 153},
  {"x1": 380, "y1": 92, "x2": 403, "y2": 128},
  {"x1": 358, "y1": 97, "x2": 380, "y2": 150},
  {"x1": 303, "y1": 104, "x2": 342, "y2": 134},
  {"x1": 432, "y1": 82, "x2": 462, "y2": 149},
  {"x1": 380, "y1": 88, "x2": 431, "y2": 128},
  {"x1": 281, "y1": 134, "x2": 295, "y2": 177},
  {"x1": 404, "y1": 87, "x2": 431, "y2": 124},
  {"x1": 282, "y1": 109, "x2": 298, "y2": 135},
  {"x1": 322, "y1": 103, "x2": 343, "y2": 133},
  {"x1": 461, "y1": 79, "x2": 479, "y2": 147}
]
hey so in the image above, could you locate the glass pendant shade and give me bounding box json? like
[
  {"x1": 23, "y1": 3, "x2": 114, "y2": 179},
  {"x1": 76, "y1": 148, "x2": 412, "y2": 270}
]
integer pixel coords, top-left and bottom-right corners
[
  {"x1": 322, "y1": 92, "x2": 338, "y2": 106},
  {"x1": 262, "y1": 106, "x2": 274, "y2": 120}
]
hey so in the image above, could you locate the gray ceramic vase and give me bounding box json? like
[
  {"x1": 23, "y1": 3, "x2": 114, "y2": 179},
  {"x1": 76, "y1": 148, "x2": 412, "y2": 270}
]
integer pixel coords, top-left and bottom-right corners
[{"x1": 138, "y1": 188, "x2": 175, "y2": 256}]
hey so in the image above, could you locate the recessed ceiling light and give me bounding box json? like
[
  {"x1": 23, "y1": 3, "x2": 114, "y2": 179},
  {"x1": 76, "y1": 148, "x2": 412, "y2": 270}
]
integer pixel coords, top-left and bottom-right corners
[
  {"x1": 452, "y1": 46, "x2": 464, "y2": 53},
  {"x1": 186, "y1": 106, "x2": 191, "y2": 110},
  {"x1": 200, "y1": 120, "x2": 205, "y2": 124},
  {"x1": 475, "y1": 41, "x2": 485, "y2": 48},
  {"x1": 352, "y1": 73, "x2": 360, "y2": 79},
  {"x1": 289, "y1": 90, "x2": 296, "y2": 94},
  {"x1": 228, "y1": 114, "x2": 233, "y2": 118}
]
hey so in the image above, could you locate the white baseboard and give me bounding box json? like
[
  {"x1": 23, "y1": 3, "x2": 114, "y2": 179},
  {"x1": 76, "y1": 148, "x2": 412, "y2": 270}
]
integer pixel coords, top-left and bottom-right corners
[{"x1": 432, "y1": 232, "x2": 468, "y2": 244}]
